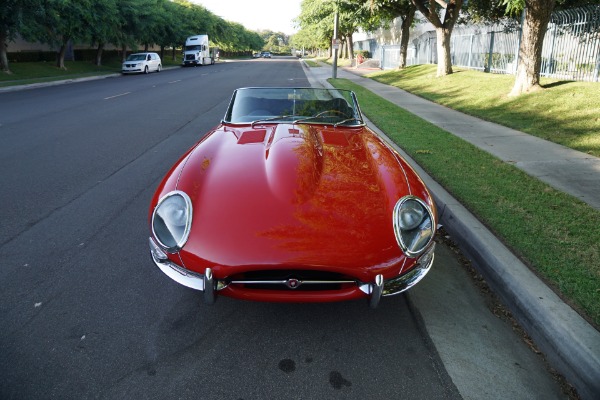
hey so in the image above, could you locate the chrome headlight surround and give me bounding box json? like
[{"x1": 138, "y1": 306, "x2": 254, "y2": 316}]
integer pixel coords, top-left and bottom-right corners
[
  {"x1": 393, "y1": 196, "x2": 435, "y2": 258},
  {"x1": 151, "y1": 191, "x2": 193, "y2": 253}
]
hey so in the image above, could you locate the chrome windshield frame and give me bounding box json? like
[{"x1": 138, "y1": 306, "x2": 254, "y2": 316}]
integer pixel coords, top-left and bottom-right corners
[{"x1": 222, "y1": 87, "x2": 365, "y2": 127}]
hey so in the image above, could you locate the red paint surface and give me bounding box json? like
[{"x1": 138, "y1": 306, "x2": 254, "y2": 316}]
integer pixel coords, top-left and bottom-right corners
[{"x1": 150, "y1": 122, "x2": 436, "y2": 300}]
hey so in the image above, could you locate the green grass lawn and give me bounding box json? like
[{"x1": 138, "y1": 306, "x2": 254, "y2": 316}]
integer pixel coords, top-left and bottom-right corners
[
  {"x1": 0, "y1": 55, "x2": 184, "y2": 87},
  {"x1": 303, "y1": 59, "x2": 320, "y2": 67},
  {"x1": 331, "y1": 77, "x2": 600, "y2": 329},
  {"x1": 0, "y1": 61, "x2": 120, "y2": 86},
  {"x1": 367, "y1": 65, "x2": 600, "y2": 158}
]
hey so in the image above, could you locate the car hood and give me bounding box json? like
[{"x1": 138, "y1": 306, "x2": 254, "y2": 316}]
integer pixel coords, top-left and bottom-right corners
[{"x1": 173, "y1": 123, "x2": 421, "y2": 278}]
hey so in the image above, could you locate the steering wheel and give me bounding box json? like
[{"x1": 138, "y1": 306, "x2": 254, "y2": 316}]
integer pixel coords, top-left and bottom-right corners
[
  {"x1": 313, "y1": 109, "x2": 349, "y2": 118},
  {"x1": 247, "y1": 110, "x2": 273, "y2": 116}
]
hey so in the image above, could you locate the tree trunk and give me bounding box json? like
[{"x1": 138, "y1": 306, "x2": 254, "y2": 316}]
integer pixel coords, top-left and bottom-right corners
[
  {"x1": 411, "y1": 0, "x2": 462, "y2": 76},
  {"x1": 121, "y1": 45, "x2": 127, "y2": 62},
  {"x1": 0, "y1": 30, "x2": 11, "y2": 74},
  {"x1": 95, "y1": 42, "x2": 104, "y2": 66},
  {"x1": 399, "y1": 6, "x2": 416, "y2": 69},
  {"x1": 346, "y1": 34, "x2": 354, "y2": 60},
  {"x1": 57, "y1": 39, "x2": 68, "y2": 70},
  {"x1": 510, "y1": 0, "x2": 555, "y2": 96},
  {"x1": 436, "y1": 27, "x2": 453, "y2": 76}
]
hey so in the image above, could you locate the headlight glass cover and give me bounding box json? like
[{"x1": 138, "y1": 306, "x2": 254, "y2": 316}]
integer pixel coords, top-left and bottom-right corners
[
  {"x1": 152, "y1": 191, "x2": 192, "y2": 253},
  {"x1": 393, "y1": 196, "x2": 435, "y2": 257}
]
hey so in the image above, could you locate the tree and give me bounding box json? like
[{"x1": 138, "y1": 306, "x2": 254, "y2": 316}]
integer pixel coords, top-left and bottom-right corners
[
  {"x1": 366, "y1": 0, "x2": 418, "y2": 68},
  {"x1": 410, "y1": 0, "x2": 464, "y2": 76},
  {"x1": 337, "y1": 3, "x2": 360, "y2": 59},
  {"x1": 297, "y1": 0, "x2": 367, "y2": 59},
  {"x1": 256, "y1": 30, "x2": 290, "y2": 53},
  {"x1": 134, "y1": 0, "x2": 169, "y2": 52},
  {"x1": 171, "y1": 1, "x2": 263, "y2": 53},
  {"x1": 115, "y1": 0, "x2": 150, "y2": 61},
  {"x1": 5, "y1": 0, "x2": 269, "y2": 67},
  {"x1": 466, "y1": 0, "x2": 595, "y2": 96},
  {"x1": 297, "y1": 0, "x2": 337, "y2": 57},
  {"x1": 291, "y1": 25, "x2": 330, "y2": 55},
  {"x1": 0, "y1": 0, "x2": 38, "y2": 73},
  {"x1": 88, "y1": 0, "x2": 120, "y2": 66},
  {"x1": 506, "y1": 0, "x2": 556, "y2": 95},
  {"x1": 22, "y1": 0, "x2": 95, "y2": 69},
  {"x1": 334, "y1": 1, "x2": 381, "y2": 59},
  {"x1": 396, "y1": 5, "x2": 417, "y2": 68}
]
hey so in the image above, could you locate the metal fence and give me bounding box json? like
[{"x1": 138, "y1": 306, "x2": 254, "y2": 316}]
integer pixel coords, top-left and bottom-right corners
[{"x1": 355, "y1": 5, "x2": 600, "y2": 82}]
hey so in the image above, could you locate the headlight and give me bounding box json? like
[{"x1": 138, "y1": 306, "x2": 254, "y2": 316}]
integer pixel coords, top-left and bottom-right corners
[
  {"x1": 152, "y1": 191, "x2": 192, "y2": 253},
  {"x1": 393, "y1": 196, "x2": 435, "y2": 257}
]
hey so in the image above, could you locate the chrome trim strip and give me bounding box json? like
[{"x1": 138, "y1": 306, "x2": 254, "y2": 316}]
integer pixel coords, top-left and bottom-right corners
[
  {"x1": 150, "y1": 237, "x2": 434, "y2": 305},
  {"x1": 229, "y1": 279, "x2": 356, "y2": 286},
  {"x1": 222, "y1": 87, "x2": 365, "y2": 127},
  {"x1": 149, "y1": 237, "x2": 205, "y2": 291},
  {"x1": 383, "y1": 244, "x2": 435, "y2": 296}
]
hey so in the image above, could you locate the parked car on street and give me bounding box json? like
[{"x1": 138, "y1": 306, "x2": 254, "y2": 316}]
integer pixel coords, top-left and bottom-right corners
[
  {"x1": 148, "y1": 87, "x2": 437, "y2": 307},
  {"x1": 261, "y1": 51, "x2": 272, "y2": 58},
  {"x1": 122, "y1": 52, "x2": 162, "y2": 74}
]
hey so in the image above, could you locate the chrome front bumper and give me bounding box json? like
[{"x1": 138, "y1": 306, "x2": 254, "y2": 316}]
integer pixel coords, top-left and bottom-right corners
[{"x1": 149, "y1": 237, "x2": 435, "y2": 308}]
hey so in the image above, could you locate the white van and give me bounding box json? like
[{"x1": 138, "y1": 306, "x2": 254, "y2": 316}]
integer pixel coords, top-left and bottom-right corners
[{"x1": 122, "y1": 52, "x2": 162, "y2": 74}]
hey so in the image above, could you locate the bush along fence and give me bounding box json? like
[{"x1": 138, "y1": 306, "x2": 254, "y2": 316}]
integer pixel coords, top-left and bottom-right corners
[{"x1": 356, "y1": 4, "x2": 600, "y2": 82}]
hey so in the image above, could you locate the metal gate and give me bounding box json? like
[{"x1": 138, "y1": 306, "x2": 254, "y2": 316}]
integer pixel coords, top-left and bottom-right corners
[{"x1": 381, "y1": 45, "x2": 401, "y2": 70}]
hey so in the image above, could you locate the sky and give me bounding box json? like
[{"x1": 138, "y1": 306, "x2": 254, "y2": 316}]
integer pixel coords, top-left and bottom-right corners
[{"x1": 193, "y1": 0, "x2": 302, "y2": 35}]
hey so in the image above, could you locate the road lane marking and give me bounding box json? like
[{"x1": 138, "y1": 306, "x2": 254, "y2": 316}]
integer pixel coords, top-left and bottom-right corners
[
  {"x1": 169, "y1": 80, "x2": 181, "y2": 83},
  {"x1": 104, "y1": 92, "x2": 131, "y2": 100}
]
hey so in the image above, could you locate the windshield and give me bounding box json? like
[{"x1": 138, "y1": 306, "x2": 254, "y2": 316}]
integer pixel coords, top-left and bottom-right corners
[
  {"x1": 185, "y1": 45, "x2": 202, "y2": 51},
  {"x1": 126, "y1": 54, "x2": 147, "y2": 61},
  {"x1": 223, "y1": 87, "x2": 364, "y2": 126}
]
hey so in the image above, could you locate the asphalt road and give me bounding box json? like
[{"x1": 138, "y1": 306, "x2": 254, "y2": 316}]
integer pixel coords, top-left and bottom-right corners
[{"x1": 0, "y1": 57, "x2": 565, "y2": 399}]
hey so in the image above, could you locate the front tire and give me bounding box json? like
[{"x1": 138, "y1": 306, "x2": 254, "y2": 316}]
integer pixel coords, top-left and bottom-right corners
[{"x1": 144, "y1": 65, "x2": 149, "y2": 74}]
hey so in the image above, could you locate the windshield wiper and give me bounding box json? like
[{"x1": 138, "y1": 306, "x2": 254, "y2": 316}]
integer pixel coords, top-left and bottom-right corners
[
  {"x1": 250, "y1": 115, "x2": 296, "y2": 128},
  {"x1": 334, "y1": 117, "x2": 363, "y2": 127},
  {"x1": 292, "y1": 115, "x2": 363, "y2": 127}
]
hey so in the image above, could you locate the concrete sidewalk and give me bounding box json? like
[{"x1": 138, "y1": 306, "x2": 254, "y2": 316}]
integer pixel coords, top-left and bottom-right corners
[{"x1": 303, "y1": 61, "x2": 600, "y2": 400}]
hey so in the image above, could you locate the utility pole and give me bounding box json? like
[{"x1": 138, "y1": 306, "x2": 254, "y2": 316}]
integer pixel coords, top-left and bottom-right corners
[{"x1": 332, "y1": 10, "x2": 339, "y2": 79}]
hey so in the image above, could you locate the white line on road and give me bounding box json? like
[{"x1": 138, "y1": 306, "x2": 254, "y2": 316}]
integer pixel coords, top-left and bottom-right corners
[{"x1": 104, "y1": 92, "x2": 131, "y2": 100}]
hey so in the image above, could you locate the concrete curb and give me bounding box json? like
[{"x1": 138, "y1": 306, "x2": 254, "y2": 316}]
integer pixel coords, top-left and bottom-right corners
[
  {"x1": 374, "y1": 116, "x2": 600, "y2": 400},
  {"x1": 0, "y1": 65, "x2": 181, "y2": 93},
  {"x1": 436, "y1": 190, "x2": 600, "y2": 400},
  {"x1": 0, "y1": 73, "x2": 120, "y2": 93},
  {"x1": 303, "y1": 61, "x2": 600, "y2": 399}
]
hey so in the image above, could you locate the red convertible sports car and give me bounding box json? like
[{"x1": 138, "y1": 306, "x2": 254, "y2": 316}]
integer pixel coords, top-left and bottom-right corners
[{"x1": 149, "y1": 87, "x2": 437, "y2": 307}]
